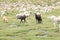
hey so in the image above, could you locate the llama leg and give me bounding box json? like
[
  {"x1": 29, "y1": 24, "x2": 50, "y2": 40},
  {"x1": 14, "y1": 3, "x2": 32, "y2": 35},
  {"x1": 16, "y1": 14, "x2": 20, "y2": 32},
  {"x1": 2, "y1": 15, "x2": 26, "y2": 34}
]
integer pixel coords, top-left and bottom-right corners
[
  {"x1": 24, "y1": 19, "x2": 26, "y2": 22},
  {"x1": 38, "y1": 20, "x2": 41, "y2": 23},
  {"x1": 54, "y1": 22, "x2": 59, "y2": 32},
  {"x1": 36, "y1": 20, "x2": 38, "y2": 23},
  {"x1": 20, "y1": 19, "x2": 23, "y2": 23}
]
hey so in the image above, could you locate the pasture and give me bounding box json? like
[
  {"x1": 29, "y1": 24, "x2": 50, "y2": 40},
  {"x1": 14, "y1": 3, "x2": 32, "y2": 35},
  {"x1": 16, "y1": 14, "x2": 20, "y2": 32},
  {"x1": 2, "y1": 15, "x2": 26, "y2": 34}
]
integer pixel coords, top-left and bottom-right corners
[{"x1": 0, "y1": 0, "x2": 60, "y2": 40}]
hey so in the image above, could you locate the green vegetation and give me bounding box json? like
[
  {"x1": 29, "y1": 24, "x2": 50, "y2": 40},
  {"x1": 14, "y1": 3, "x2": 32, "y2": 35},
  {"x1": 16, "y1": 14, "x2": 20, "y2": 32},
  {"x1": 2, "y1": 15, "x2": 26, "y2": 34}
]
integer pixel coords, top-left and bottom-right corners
[
  {"x1": 0, "y1": 0, "x2": 60, "y2": 4},
  {"x1": 0, "y1": 8, "x2": 60, "y2": 40},
  {"x1": 0, "y1": 0, "x2": 60, "y2": 40}
]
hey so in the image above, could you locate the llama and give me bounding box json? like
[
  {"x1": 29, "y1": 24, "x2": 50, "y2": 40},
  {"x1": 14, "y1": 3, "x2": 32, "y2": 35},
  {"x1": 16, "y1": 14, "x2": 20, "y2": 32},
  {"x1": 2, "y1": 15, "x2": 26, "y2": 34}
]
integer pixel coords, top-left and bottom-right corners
[
  {"x1": 2, "y1": 16, "x2": 8, "y2": 23},
  {"x1": 48, "y1": 15, "x2": 60, "y2": 31},
  {"x1": 16, "y1": 13, "x2": 30, "y2": 23},
  {"x1": 35, "y1": 12, "x2": 42, "y2": 23}
]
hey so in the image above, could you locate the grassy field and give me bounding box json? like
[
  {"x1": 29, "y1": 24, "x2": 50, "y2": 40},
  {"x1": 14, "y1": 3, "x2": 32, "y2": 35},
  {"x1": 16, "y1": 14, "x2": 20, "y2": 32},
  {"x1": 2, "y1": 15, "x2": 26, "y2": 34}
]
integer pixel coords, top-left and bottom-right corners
[
  {"x1": 0, "y1": 8, "x2": 60, "y2": 40},
  {"x1": 0, "y1": 0, "x2": 60, "y2": 40},
  {"x1": 0, "y1": 0, "x2": 60, "y2": 4}
]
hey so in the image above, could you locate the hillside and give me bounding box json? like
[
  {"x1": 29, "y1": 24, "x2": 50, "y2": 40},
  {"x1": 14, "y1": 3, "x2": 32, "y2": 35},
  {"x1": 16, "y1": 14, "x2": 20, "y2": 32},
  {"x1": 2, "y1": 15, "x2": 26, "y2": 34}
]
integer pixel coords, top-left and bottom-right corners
[{"x1": 0, "y1": 0, "x2": 60, "y2": 40}]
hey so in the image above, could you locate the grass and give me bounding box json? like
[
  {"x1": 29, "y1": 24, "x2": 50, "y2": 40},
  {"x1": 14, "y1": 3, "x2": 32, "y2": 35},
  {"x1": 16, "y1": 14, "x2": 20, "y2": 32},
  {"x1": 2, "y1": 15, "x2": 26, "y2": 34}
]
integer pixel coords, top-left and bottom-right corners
[
  {"x1": 0, "y1": 0, "x2": 60, "y2": 40},
  {"x1": 0, "y1": 0, "x2": 60, "y2": 5},
  {"x1": 0, "y1": 8, "x2": 60, "y2": 40}
]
